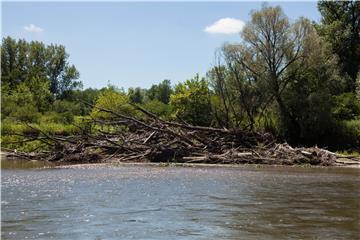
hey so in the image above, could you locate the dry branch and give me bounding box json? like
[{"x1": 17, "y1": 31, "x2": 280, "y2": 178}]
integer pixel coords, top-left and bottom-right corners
[{"x1": 4, "y1": 101, "x2": 358, "y2": 166}]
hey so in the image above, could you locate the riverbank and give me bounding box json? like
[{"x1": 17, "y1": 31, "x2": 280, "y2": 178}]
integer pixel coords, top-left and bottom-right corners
[
  {"x1": 54, "y1": 161, "x2": 360, "y2": 170},
  {"x1": 3, "y1": 101, "x2": 360, "y2": 167},
  {"x1": 2, "y1": 150, "x2": 360, "y2": 169}
]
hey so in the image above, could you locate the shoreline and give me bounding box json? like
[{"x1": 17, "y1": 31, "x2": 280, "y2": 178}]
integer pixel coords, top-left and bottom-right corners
[
  {"x1": 53, "y1": 161, "x2": 360, "y2": 169},
  {"x1": 2, "y1": 151, "x2": 359, "y2": 169}
]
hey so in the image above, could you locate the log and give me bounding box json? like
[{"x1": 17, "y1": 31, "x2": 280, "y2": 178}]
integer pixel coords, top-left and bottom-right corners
[{"x1": 4, "y1": 101, "x2": 358, "y2": 166}]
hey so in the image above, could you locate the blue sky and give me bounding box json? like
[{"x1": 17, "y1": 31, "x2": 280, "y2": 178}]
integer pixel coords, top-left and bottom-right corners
[{"x1": 2, "y1": 1, "x2": 321, "y2": 89}]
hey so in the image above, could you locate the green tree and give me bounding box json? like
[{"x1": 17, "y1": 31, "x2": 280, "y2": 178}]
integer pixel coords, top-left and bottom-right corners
[
  {"x1": 2, "y1": 82, "x2": 41, "y2": 122},
  {"x1": 146, "y1": 79, "x2": 173, "y2": 104},
  {"x1": 170, "y1": 74, "x2": 212, "y2": 126},
  {"x1": 283, "y1": 30, "x2": 341, "y2": 144},
  {"x1": 128, "y1": 87, "x2": 145, "y2": 104},
  {"x1": 1, "y1": 37, "x2": 81, "y2": 99},
  {"x1": 317, "y1": 0, "x2": 360, "y2": 92},
  {"x1": 223, "y1": 5, "x2": 324, "y2": 141},
  {"x1": 27, "y1": 76, "x2": 52, "y2": 112},
  {"x1": 90, "y1": 88, "x2": 134, "y2": 119},
  {"x1": 142, "y1": 100, "x2": 173, "y2": 120},
  {"x1": 64, "y1": 88, "x2": 101, "y2": 115}
]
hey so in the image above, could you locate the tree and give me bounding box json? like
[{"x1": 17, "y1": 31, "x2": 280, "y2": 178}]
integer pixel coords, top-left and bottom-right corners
[
  {"x1": 46, "y1": 44, "x2": 81, "y2": 97},
  {"x1": 208, "y1": 48, "x2": 267, "y2": 130},
  {"x1": 283, "y1": 29, "x2": 341, "y2": 144},
  {"x1": 90, "y1": 88, "x2": 134, "y2": 120},
  {"x1": 170, "y1": 74, "x2": 212, "y2": 126},
  {"x1": 317, "y1": 0, "x2": 360, "y2": 92},
  {"x1": 223, "y1": 5, "x2": 319, "y2": 140},
  {"x1": 1, "y1": 82, "x2": 41, "y2": 122},
  {"x1": 64, "y1": 88, "x2": 101, "y2": 115},
  {"x1": 27, "y1": 76, "x2": 52, "y2": 112},
  {"x1": 146, "y1": 79, "x2": 173, "y2": 104},
  {"x1": 128, "y1": 87, "x2": 145, "y2": 104},
  {"x1": 1, "y1": 37, "x2": 81, "y2": 99},
  {"x1": 142, "y1": 100, "x2": 173, "y2": 120}
]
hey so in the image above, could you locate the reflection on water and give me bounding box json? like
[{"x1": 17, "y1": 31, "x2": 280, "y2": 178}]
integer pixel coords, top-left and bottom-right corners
[
  {"x1": 1, "y1": 164, "x2": 360, "y2": 239},
  {"x1": 1, "y1": 159, "x2": 56, "y2": 169}
]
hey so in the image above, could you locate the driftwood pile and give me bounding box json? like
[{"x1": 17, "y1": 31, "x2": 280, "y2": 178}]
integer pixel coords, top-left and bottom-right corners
[{"x1": 3, "y1": 103, "x2": 360, "y2": 166}]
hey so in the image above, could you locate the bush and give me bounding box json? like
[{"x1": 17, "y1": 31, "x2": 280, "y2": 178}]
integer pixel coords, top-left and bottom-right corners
[
  {"x1": 170, "y1": 75, "x2": 212, "y2": 126},
  {"x1": 319, "y1": 119, "x2": 360, "y2": 151},
  {"x1": 1, "y1": 119, "x2": 29, "y2": 135},
  {"x1": 40, "y1": 111, "x2": 74, "y2": 124},
  {"x1": 37, "y1": 123, "x2": 80, "y2": 135},
  {"x1": 8, "y1": 105, "x2": 41, "y2": 123},
  {"x1": 142, "y1": 100, "x2": 173, "y2": 120},
  {"x1": 90, "y1": 89, "x2": 136, "y2": 119},
  {"x1": 52, "y1": 100, "x2": 81, "y2": 113},
  {"x1": 1, "y1": 135, "x2": 50, "y2": 153},
  {"x1": 332, "y1": 92, "x2": 360, "y2": 120}
]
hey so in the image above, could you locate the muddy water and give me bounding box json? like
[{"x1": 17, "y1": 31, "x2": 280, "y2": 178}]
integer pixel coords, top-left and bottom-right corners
[{"x1": 1, "y1": 161, "x2": 360, "y2": 239}]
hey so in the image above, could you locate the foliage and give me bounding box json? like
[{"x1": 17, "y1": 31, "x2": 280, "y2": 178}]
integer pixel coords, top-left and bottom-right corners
[
  {"x1": 317, "y1": 0, "x2": 360, "y2": 92},
  {"x1": 170, "y1": 75, "x2": 212, "y2": 126},
  {"x1": 1, "y1": 119, "x2": 80, "y2": 136},
  {"x1": 1, "y1": 37, "x2": 81, "y2": 98},
  {"x1": 331, "y1": 119, "x2": 360, "y2": 151},
  {"x1": 1, "y1": 135, "x2": 50, "y2": 153},
  {"x1": 128, "y1": 87, "x2": 145, "y2": 104},
  {"x1": 146, "y1": 79, "x2": 173, "y2": 104},
  {"x1": 332, "y1": 93, "x2": 360, "y2": 120},
  {"x1": 8, "y1": 106, "x2": 42, "y2": 123},
  {"x1": 90, "y1": 88, "x2": 135, "y2": 119},
  {"x1": 62, "y1": 88, "x2": 101, "y2": 115},
  {"x1": 282, "y1": 24, "x2": 342, "y2": 144},
  {"x1": 356, "y1": 73, "x2": 360, "y2": 100},
  {"x1": 142, "y1": 100, "x2": 173, "y2": 120},
  {"x1": 1, "y1": 82, "x2": 41, "y2": 122}
]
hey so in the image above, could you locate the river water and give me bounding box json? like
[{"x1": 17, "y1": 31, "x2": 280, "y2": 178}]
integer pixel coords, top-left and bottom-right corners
[{"x1": 1, "y1": 161, "x2": 360, "y2": 239}]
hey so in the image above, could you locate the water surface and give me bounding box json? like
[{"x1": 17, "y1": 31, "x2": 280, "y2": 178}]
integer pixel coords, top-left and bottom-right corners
[{"x1": 2, "y1": 162, "x2": 360, "y2": 239}]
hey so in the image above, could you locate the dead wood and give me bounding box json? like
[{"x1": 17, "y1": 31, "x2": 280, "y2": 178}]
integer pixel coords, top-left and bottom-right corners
[{"x1": 4, "y1": 102, "x2": 359, "y2": 167}]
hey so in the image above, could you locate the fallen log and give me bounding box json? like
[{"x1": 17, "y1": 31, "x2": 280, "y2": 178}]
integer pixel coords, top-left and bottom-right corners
[{"x1": 2, "y1": 102, "x2": 359, "y2": 167}]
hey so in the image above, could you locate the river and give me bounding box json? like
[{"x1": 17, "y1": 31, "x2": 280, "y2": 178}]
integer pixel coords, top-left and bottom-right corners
[{"x1": 1, "y1": 161, "x2": 360, "y2": 239}]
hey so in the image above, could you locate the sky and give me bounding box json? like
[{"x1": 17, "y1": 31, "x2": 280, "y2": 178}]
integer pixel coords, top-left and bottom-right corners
[{"x1": 2, "y1": 1, "x2": 321, "y2": 89}]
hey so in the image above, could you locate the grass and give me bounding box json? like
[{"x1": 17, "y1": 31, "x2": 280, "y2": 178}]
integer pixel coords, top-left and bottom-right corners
[
  {"x1": 336, "y1": 150, "x2": 360, "y2": 157},
  {"x1": 1, "y1": 117, "x2": 83, "y2": 152},
  {"x1": 1, "y1": 135, "x2": 50, "y2": 152},
  {"x1": 1, "y1": 122, "x2": 80, "y2": 136}
]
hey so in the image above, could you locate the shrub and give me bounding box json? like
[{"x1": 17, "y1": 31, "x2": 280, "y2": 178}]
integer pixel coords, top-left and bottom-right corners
[
  {"x1": 332, "y1": 92, "x2": 360, "y2": 120},
  {"x1": 8, "y1": 105, "x2": 41, "y2": 123},
  {"x1": 170, "y1": 75, "x2": 212, "y2": 126},
  {"x1": 90, "y1": 89, "x2": 136, "y2": 119},
  {"x1": 142, "y1": 100, "x2": 173, "y2": 120}
]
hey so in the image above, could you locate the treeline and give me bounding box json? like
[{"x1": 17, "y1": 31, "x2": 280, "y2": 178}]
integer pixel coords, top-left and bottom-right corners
[{"x1": 1, "y1": 1, "x2": 360, "y2": 151}]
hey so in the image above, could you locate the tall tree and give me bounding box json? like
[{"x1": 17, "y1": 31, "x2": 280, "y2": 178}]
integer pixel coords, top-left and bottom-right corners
[
  {"x1": 223, "y1": 5, "x2": 314, "y2": 139},
  {"x1": 146, "y1": 79, "x2": 173, "y2": 104},
  {"x1": 283, "y1": 28, "x2": 341, "y2": 145},
  {"x1": 1, "y1": 37, "x2": 81, "y2": 99},
  {"x1": 317, "y1": 0, "x2": 360, "y2": 92},
  {"x1": 128, "y1": 87, "x2": 145, "y2": 103}
]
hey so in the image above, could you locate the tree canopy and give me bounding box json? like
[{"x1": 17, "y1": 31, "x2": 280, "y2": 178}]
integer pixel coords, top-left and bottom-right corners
[
  {"x1": 1, "y1": 37, "x2": 81, "y2": 98},
  {"x1": 317, "y1": 0, "x2": 360, "y2": 92}
]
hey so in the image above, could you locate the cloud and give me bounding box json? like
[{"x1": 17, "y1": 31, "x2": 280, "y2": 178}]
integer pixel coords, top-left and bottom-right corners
[
  {"x1": 204, "y1": 18, "x2": 245, "y2": 34},
  {"x1": 24, "y1": 24, "x2": 44, "y2": 33}
]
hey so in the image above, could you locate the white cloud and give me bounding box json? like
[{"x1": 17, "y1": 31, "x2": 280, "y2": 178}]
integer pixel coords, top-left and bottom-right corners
[
  {"x1": 24, "y1": 24, "x2": 44, "y2": 33},
  {"x1": 204, "y1": 18, "x2": 245, "y2": 34}
]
